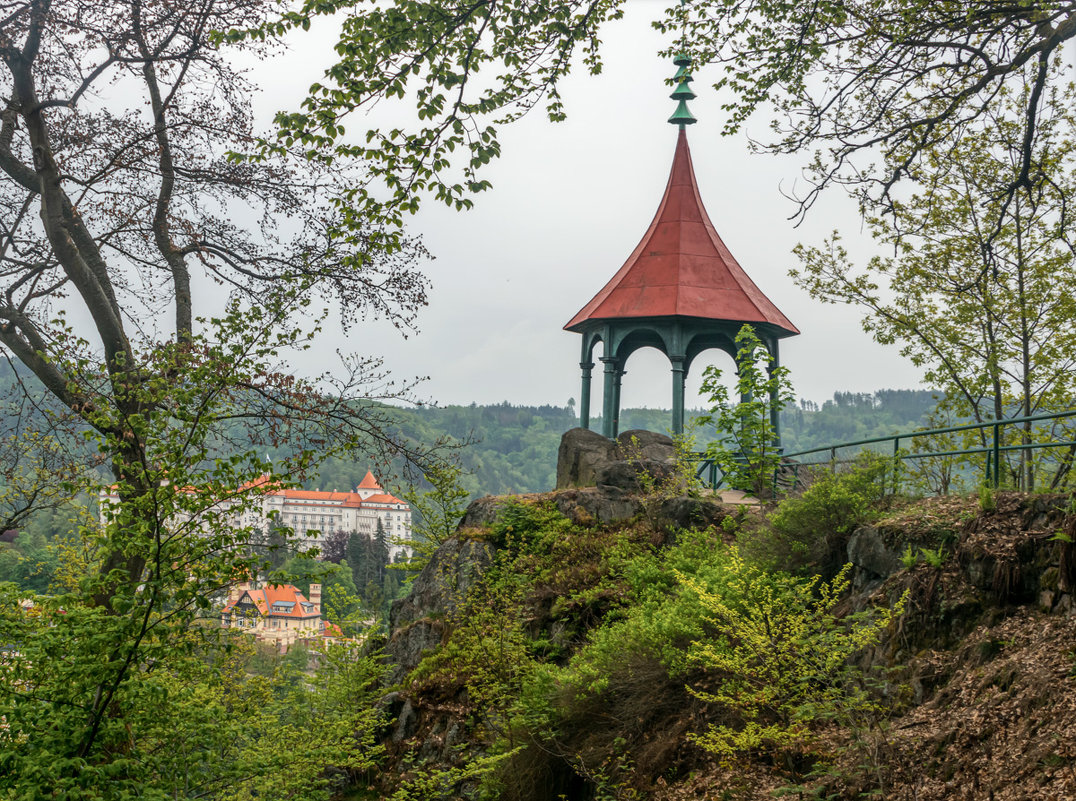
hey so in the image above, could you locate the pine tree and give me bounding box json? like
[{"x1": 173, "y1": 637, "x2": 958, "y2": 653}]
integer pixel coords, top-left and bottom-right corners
[
  {"x1": 346, "y1": 530, "x2": 369, "y2": 596},
  {"x1": 373, "y1": 518, "x2": 389, "y2": 585}
]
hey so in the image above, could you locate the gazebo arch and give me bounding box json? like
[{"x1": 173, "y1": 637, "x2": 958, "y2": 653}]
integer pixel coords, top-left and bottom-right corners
[{"x1": 564, "y1": 56, "x2": 799, "y2": 440}]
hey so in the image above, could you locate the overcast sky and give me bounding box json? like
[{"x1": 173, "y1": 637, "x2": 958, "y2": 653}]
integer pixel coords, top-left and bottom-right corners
[{"x1": 256, "y1": 3, "x2": 926, "y2": 413}]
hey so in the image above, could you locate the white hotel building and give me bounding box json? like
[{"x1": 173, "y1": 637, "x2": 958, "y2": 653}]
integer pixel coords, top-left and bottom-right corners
[
  {"x1": 258, "y1": 471, "x2": 413, "y2": 561},
  {"x1": 101, "y1": 470, "x2": 413, "y2": 561}
]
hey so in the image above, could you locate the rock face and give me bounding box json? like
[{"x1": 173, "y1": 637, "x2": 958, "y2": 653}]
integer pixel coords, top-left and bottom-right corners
[
  {"x1": 551, "y1": 487, "x2": 643, "y2": 526},
  {"x1": 556, "y1": 428, "x2": 618, "y2": 489},
  {"x1": 387, "y1": 428, "x2": 723, "y2": 682},
  {"x1": 615, "y1": 429, "x2": 677, "y2": 462},
  {"x1": 595, "y1": 459, "x2": 681, "y2": 494},
  {"x1": 557, "y1": 427, "x2": 680, "y2": 491},
  {"x1": 457, "y1": 495, "x2": 516, "y2": 529},
  {"x1": 652, "y1": 495, "x2": 730, "y2": 534},
  {"x1": 386, "y1": 535, "x2": 496, "y2": 682},
  {"x1": 847, "y1": 526, "x2": 905, "y2": 581}
]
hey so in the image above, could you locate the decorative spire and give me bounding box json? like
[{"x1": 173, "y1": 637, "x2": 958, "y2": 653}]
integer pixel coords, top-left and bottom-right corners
[{"x1": 668, "y1": 52, "x2": 696, "y2": 127}]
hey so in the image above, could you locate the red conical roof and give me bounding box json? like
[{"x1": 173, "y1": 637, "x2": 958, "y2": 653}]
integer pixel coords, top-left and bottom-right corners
[
  {"x1": 357, "y1": 471, "x2": 382, "y2": 490},
  {"x1": 564, "y1": 128, "x2": 798, "y2": 336}
]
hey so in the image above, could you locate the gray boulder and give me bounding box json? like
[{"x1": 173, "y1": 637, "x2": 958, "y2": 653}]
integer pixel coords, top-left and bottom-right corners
[
  {"x1": 552, "y1": 486, "x2": 643, "y2": 525},
  {"x1": 596, "y1": 458, "x2": 681, "y2": 494},
  {"x1": 556, "y1": 427, "x2": 618, "y2": 488},
  {"x1": 652, "y1": 495, "x2": 730, "y2": 534},
  {"x1": 847, "y1": 526, "x2": 904, "y2": 579},
  {"x1": 457, "y1": 495, "x2": 514, "y2": 529},
  {"x1": 557, "y1": 428, "x2": 682, "y2": 491},
  {"x1": 615, "y1": 429, "x2": 677, "y2": 461}
]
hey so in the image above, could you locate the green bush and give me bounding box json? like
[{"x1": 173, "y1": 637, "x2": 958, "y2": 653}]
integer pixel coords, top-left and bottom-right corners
[
  {"x1": 681, "y1": 551, "x2": 905, "y2": 760},
  {"x1": 512, "y1": 530, "x2": 905, "y2": 785},
  {"x1": 751, "y1": 454, "x2": 889, "y2": 577}
]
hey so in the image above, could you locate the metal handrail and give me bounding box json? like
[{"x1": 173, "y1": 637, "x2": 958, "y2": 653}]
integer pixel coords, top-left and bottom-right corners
[
  {"x1": 783, "y1": 407, "x2": 1076, "y2": 462},
  {"x1": 692, "y1": 407, "x2": 1076, "y2": 493}
]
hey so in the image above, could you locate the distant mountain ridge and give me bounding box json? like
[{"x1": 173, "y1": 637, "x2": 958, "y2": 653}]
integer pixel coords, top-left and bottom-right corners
[{"x1": 0, "y1": 361, "x2": 937, "y2": 500}]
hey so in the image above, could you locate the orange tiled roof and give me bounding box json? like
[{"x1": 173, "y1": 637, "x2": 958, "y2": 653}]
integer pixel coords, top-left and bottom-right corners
[
  {"x1": 106, "y1": 474, "x2": 403, "y2": 511},
  {"x1": 363, "y1": 493, "x2": 405, "y2": 505},
  {"x1": 357, "y1": 471, "x2": 382, "y2": 490},
  {"x1": 273, "y1": 488, "x2": 361, "y2": 502},
  {"x1": 224, "y1": 583, "x2": 320, "y2": 619}
]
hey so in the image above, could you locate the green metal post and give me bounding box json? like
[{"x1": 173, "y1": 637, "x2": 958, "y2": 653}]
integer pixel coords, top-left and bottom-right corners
[
  {"x1": 601, "y1": 358, "x2": 617, "y2": 439},
  {"x1": 579, "y1": 361, "x2": 593, "y2": 430},
  {"x1": 992, "y1": 422, "x2": 1001, "y2": 488},
  {"x1": 767, "y1": 340, "x2": 781, "y2": 448},
  {"x1": 891, "y1": 436, "x2": 901, "y2": 495},
  {"x1": 612, "y1": 365, "x2": 624, "y2": 438},
  {"x1": 671, "y1": 356, "x2": 686, "y2": 435}
]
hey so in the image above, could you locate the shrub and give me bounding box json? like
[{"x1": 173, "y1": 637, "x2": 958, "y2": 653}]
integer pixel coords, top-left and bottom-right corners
[
  {"x1": 681, "y1": 550, "x2": 906, "y2": 761},
  {"x1": 512, "y1": 531, "x2": 904, "y2": 788},
  {"x1": 698, "y1": 325, "x2": 794, "y2": 498},
  {"x1": 752, "y1": 454, "x2": 889, "y2": 577}
]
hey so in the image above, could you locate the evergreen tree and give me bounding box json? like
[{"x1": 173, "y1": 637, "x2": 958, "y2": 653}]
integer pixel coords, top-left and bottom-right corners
[
  {"x1": 373, "y1": 518, "x2": 389, "y2": 586},
  {"x1": 346, "y1": 530, "x2": 369, "y2": 596},
  {"x1": 255, "y1": 519, "x2": 291, "y2": 572}
]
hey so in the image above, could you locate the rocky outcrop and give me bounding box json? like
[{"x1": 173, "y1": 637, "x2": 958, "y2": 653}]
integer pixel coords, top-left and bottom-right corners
[
  {"x1": 386, "y1": 535, "x2": 496, "y2": 682},
  {"x1": 556, "y1": 428, "x2": 618, "y2": 489},
  {"x1": 615, "y1": 429, "x2": 677, "y2": 461},
  {"x1": 458, "y1": 495, "x2": 517, "y2": 529},
  {"x1": 595, "y1": 459, "x2": 682, "y2": 494},
  {"x1": 557, "y1": 428, "x2": 682, "y2": 493},
  {"x1": 551, "y1": 486, "x2": 643, "y2": 525},
  {"x1": 651, "y1": 495, "x2": 730, "y2": 534},
  {"x1": 847, "y1": 526, "x2": 905, "y2": 582}
]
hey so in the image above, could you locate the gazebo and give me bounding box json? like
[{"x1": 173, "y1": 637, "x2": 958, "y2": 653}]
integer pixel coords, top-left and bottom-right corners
[{"x1": 564, "y1": 55, "x2": 799, "y2": 440}]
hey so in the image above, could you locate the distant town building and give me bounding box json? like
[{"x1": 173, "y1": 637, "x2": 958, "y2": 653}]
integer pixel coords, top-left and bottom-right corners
[
  {"x1": 258, "y1": 471, "x2": 413, "y2": 562},
  {"x1": 220, "y1": 581, "x2": 343, "y2": 649},
  {"x1": 100, "y1": 470, "x2": 413, "y2": 561}
]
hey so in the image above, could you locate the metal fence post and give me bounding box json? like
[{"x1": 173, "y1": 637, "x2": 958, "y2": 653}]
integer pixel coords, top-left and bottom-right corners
[
  {"x1": 992, "y1": 423, "x2": 1001, "y2": 489},
  {"x1": 891, "y1": 437, "x2": 901, "y2": 496}
]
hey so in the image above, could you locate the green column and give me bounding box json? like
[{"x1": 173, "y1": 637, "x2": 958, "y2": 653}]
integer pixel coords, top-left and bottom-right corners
[
  {"x1": 612, "y1": 365, "x2": 625, "y2": 438},
  {"x1": 768, "y1": 340, "x2": 782, "y2": 448},
  {"x1": 671, "y1": 356, "x2": 686, "y2": 435},
  {"x1": 601, "y1": 357, "x2": 617, "y2": 438},
  {"x1": 579, "y1": 361, "x2": 594, "y2": 429}
]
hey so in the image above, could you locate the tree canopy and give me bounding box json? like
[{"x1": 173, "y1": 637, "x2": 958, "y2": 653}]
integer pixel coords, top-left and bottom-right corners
[
  {"x1": 0, "y1": 0, "x2": 438, "y2": 794},
  {"x1": 268, "y1": 0, "x2": 1076, "y2": 224}
]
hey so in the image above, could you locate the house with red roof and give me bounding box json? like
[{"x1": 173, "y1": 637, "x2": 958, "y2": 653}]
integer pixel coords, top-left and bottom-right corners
[{"x1": 221, "y1": 581, "x2": 337, "y2": 649}]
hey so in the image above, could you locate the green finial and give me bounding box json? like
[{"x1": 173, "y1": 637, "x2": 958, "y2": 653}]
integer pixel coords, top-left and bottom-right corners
[
  {"x1": 668, "y1": 52, "x2": 696, "y2": 126},
  {"x1": 671, "y1": 78, "x2": 696, "y2": 101},
  {"x1": 668, "y1": 99, "x2": 697, "y2": 126}
]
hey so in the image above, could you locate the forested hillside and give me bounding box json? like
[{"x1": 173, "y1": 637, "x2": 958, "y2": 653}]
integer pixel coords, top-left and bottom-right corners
[
  {"x1": 0, "y1": 360, "x2": 937, "y2": 504},
  {"x1": 364, "y1": 390, "x2": 939, "y2": 500},
  {"x1": 0, "y1": 353, "x2": 940, "y2": 594}
]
